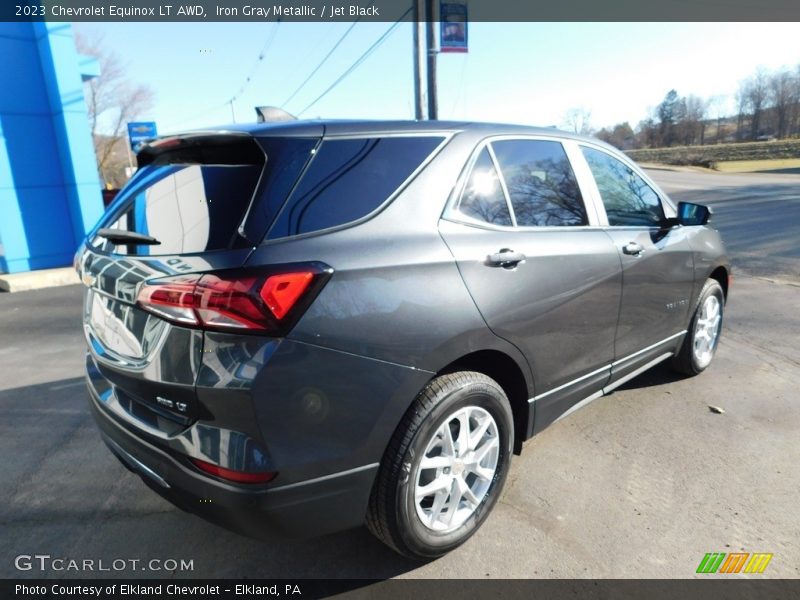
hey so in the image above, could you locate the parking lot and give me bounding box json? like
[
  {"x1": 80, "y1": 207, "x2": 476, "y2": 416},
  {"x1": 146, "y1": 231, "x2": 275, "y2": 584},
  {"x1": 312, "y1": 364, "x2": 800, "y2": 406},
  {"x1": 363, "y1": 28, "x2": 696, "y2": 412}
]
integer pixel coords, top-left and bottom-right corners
[{"x1": 1, "y1": 169, "x2": 798, "y2": 579}]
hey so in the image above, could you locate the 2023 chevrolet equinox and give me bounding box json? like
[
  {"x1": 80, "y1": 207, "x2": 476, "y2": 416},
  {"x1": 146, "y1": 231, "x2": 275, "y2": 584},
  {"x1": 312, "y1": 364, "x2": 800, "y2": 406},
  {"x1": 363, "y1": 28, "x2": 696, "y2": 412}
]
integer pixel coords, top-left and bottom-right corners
[{"x1": 76, "y1": 120, "x2": 729, "y2": 559}]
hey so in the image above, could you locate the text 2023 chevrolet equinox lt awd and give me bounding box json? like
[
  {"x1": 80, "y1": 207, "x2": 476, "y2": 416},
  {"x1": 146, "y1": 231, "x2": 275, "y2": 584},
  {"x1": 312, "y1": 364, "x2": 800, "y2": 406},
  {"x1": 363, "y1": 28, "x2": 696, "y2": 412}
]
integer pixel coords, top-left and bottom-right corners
[{"x1": 76, "y1": 120, "x2": 729, "y2": 559}]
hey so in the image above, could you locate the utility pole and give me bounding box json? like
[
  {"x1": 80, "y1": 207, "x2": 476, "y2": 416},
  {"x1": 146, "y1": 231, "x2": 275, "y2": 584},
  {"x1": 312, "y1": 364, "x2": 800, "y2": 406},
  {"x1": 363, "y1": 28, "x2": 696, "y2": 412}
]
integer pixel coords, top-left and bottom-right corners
[
  {"x1": 229, "y1": 99, "x2": 237, "y2": 123},
  {"x1": 425, "y1": 0, "x2": 438, "y2": 120},
  {"x1": 412, "y1": 0, "x2": 425, "y2": 120}
]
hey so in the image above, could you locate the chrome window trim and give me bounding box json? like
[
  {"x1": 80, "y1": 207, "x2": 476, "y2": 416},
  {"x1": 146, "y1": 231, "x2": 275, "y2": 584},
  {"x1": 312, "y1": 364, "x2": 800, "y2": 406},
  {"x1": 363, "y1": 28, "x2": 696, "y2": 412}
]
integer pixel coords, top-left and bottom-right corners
[
  {"x1": 443, "y1": 134, "x2": 598, "y2": 230},
  {"x1": 486, "y1": 142, "x2": 518, "y2": 227}
]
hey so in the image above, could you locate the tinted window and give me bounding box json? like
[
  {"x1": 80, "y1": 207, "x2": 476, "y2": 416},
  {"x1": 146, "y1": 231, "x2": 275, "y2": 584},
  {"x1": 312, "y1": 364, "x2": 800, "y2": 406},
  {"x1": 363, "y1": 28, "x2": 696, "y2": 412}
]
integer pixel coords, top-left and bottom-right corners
[
  {"x1": 269, "y1": 136, "x2": 443, "y2": 238},
  {"x1": 239, "y1": 137, "x2": 318, "y2": 243},
  {"x1": 96, "y1": 163, "x2": 262, "y2": 255},
  {"x1": 581, "y1": 147, "x2": 665, "y2": 226},
  {"x1": 456, "y1": 147, "x2": 513, "y2": 226},
  {"x1": 492, "y1": 140, "x2": 587, "y2": 226}
]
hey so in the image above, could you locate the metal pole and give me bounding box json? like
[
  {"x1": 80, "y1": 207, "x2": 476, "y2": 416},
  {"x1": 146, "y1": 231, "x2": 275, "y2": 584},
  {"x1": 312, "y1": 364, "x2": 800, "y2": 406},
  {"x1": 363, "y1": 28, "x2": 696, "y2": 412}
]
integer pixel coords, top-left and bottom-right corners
[
  {"x1": 412, "y1": 0, "x2": 425, "y2": 120},
  {"x1": 229, "y1": 100, "x2": 237, "y2": 123},
  {"x1": 425, "y1": 0, "x2": 438, "y2": 120}
]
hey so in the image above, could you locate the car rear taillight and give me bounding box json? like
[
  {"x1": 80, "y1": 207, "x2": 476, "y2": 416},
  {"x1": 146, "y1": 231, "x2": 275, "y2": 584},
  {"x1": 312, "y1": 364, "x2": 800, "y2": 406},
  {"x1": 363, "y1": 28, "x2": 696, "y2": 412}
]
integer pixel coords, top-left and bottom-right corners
[
  {"x1": 136, "y1": 263, "x2": 331, "y2": 335},
  {"x1": 190, "y1": 457, "x2": 276, "y2": 484},
  {"x1": 259, "y1": 272, "x2": 314, "y2": 319}
]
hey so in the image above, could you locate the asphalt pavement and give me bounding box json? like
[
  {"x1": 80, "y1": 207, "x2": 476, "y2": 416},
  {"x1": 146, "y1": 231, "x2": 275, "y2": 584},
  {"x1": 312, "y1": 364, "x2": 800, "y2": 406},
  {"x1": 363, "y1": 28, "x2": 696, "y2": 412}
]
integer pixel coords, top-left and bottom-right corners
[{"x1": 1, "y1": 169, "x2": 798, "y2": 580}]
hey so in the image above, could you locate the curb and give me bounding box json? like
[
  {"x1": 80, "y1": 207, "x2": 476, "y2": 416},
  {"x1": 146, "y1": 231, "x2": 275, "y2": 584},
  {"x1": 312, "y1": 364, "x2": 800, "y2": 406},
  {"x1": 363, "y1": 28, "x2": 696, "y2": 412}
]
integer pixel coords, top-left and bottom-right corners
[{"x1": 0, "y1": 267, "x2": 80, "y2": 293}]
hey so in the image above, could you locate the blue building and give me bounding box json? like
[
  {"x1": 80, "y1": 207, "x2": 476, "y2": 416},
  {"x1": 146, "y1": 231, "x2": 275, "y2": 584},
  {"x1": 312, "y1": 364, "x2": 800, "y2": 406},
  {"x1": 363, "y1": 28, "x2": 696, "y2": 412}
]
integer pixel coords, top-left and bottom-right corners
[{"x1": 0, "y1": 23, "x2": 104, "y2": 274}]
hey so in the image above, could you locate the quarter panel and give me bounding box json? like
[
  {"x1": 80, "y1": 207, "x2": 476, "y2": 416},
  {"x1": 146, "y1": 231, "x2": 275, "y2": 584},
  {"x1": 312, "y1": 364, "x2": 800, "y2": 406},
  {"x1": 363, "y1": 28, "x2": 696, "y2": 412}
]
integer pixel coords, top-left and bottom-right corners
[{"x1": 248, "y1": 339, "x2": 434, "y2": 483}]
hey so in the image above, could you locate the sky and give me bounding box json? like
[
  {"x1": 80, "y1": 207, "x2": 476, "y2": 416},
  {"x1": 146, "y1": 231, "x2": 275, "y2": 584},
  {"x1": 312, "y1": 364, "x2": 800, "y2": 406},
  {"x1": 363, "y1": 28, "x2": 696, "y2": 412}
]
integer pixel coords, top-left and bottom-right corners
[{"x1": 74, "y1": 21, "x2": 800, "y2": 135}]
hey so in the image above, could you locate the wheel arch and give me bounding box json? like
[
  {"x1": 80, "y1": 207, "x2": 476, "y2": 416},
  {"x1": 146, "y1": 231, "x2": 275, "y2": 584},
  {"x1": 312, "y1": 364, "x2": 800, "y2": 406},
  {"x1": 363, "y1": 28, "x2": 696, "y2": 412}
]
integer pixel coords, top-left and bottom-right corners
[
  {"x1": 435, "y1": 349, "x2": 531, "y2": 454},
  {"x1": 708, "y1": 265, "x2": 730, "y2": 301}
]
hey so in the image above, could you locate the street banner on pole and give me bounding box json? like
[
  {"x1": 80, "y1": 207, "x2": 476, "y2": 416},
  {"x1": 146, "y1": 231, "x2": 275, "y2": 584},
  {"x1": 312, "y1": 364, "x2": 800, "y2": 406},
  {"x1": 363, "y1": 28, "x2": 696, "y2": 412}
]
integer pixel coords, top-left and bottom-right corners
[{"x1": 440, "y1": 1, "x2": 468, "y2": 53}]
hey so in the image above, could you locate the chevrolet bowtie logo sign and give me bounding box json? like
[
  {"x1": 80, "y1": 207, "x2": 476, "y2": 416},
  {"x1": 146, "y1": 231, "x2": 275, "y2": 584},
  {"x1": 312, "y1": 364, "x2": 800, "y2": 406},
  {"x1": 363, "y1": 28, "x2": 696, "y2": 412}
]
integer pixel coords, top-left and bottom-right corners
[
  {"x1": 127, "y1": 121, "x2": 158, "y2": 153},
  {"x1": 696, "y1": 552, "x2": 773, "y2": 574}
]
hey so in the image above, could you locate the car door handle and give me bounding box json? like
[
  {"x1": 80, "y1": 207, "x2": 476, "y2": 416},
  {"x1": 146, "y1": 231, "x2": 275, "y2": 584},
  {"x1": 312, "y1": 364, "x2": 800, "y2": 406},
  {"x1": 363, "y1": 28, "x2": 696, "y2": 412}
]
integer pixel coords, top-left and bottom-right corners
[
  {"x1": 622, "y1": 242, "x2": 645, "y2": 256},
  {"x1": 486, "y1": 249, "x2": 526, "y2": 268}
]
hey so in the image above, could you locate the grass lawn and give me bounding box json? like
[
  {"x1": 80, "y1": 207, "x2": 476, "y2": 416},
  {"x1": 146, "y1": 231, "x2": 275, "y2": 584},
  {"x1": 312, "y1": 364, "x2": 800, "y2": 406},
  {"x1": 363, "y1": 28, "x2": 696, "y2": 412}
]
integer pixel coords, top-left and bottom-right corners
[{"x1": 714, "y1": 158, "x2": 800, "y2": 173}]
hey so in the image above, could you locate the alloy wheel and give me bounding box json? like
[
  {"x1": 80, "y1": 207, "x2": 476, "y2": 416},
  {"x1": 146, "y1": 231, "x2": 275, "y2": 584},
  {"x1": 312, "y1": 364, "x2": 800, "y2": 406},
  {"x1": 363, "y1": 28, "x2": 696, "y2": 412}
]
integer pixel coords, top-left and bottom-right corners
[
  {"x1": 693, "y1": 294, "x2": 722, "y2": 368},
  {"x1": 414, "y1": 406, "x2": 499, "y2": 533}
]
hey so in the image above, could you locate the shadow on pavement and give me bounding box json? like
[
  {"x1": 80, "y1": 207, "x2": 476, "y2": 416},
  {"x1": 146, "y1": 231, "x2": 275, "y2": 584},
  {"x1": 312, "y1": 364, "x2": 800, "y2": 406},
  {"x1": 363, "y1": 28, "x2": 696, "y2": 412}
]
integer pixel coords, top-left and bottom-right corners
[
  {"x1": 753, "y1": 167, "x2": 800, "y2": 175},
  {"x1": 615, "y1": 361, "x2": 687, "y2": 391}
]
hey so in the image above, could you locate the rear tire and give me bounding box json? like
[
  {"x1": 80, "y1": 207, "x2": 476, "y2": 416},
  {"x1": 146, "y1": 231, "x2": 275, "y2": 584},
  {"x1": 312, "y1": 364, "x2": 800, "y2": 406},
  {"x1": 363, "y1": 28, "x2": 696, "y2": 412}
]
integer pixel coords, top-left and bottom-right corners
[
  {"x1": 366, "y1": 371, "x2": 513, "y2": 559},
  {"x1": 671, "y1": 278, "x2": 725, "y2": 376}
]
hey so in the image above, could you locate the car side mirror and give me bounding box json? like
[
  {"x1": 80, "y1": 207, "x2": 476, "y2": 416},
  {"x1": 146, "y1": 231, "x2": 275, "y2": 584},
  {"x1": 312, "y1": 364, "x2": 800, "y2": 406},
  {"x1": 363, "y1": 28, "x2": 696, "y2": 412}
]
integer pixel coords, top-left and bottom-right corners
[{"x1": 677, "y1": 201, "x2": 712, "y2": 226}]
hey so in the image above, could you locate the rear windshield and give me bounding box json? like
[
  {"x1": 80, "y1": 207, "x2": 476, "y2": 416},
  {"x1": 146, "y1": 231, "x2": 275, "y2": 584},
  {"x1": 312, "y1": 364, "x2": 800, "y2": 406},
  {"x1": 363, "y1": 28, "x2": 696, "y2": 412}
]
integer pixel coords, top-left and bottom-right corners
[
  {"x1": 267, "y1": 136, "x2": 445, "y2": 239},
  {"x1": 93, "y1": 137, "x2": 319, "y2": 255},
  {"x1": 93, "y1": 137, "x2": 268, "y2": 256}
]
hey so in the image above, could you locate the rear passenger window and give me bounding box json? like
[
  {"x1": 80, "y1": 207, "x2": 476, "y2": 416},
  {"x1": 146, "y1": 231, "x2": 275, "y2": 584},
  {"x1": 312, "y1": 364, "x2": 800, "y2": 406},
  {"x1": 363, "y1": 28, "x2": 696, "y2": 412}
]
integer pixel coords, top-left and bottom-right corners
[
  {"x1": 268, "y1": 136, "x2": 443, "y2": 238},
  {"x1": 492, "y1": 140, "x2": 587, "y2": 226},
  {"x1": 581, "y1": 146, "x2": 665, "y2": 227},
  {"x1": 456, "y1": 147, "x2": 513, "y2": 226}
]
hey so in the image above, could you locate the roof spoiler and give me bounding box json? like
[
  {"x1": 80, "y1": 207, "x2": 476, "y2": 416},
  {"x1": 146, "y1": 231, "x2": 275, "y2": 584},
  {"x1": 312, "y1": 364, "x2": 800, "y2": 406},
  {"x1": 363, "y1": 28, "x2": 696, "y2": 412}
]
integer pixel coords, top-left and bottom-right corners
[{"x1": 136, "y1": 132, "x2": 262, "y2": 167}]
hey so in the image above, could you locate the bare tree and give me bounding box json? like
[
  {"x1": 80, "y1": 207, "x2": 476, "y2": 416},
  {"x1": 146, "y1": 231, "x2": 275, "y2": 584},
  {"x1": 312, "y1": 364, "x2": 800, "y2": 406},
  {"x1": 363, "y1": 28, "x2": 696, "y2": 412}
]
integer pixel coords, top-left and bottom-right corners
[
  {"x1": 656, "y1": 90, "x2": 686, "y2": 146},
  {"x1": 635, "y1": 116, "x2": 658, "y2": 148},
  {"x1": 682, "y1": 95, "x2": 708, "y2": 145},
  {"x1": 75, "y1": 32, "x2": 155, "y2": 186},
  {"x1": 561, "y1": 107, "x2": 593, "y2": 136},
  {"x1": 792, "y1": 65, "x2": 800, "y2": 137},
  {"x1": 595, "y1": 122, "x2": 636, "y2": 150},
  {"x1": 734, "y1": 87, "x2": 748, "y2": 141},
  {"x1": 769, "y1": 68, "x2": 799, "y2": 139},
  {"x1": 706, "y1": 95, "x2": 728, "y2": 143},
  {"x1": 738, "y1": 68, "x2": 770, "y2": 139}
]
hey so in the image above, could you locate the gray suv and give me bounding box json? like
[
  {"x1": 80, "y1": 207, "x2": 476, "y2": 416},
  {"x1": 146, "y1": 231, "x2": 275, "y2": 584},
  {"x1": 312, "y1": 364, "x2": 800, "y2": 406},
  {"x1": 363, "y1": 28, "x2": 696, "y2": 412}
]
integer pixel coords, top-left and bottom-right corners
[{"x1": 76, "y1": 121, "x2": 729, "y2": 559}]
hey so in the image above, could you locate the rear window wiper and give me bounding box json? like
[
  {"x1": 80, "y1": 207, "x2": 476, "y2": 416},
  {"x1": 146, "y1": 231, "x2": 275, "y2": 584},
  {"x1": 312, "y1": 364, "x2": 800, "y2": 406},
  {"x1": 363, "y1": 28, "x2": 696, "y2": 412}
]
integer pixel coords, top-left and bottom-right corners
[{"x1": 96, "y1": 228, "x2": 161, "y2": 245}]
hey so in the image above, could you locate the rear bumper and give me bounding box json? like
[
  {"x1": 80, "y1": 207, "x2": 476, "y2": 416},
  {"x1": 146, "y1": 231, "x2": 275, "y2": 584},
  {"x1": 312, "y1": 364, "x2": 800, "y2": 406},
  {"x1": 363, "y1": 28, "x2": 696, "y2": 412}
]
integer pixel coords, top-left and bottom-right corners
[
  {"x1": 88, "y1": 381, "x2": 378, "y2": 539},
  {"x1": 84, "y1": 325, "x2": 435, "y2": 538}
]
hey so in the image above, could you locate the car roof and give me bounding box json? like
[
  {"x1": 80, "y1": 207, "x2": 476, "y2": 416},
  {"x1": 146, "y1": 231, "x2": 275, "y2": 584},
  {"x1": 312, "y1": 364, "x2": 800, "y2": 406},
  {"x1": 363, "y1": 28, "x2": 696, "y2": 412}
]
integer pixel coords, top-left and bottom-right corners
[{"x1": 180, "y1": 119, "x2": 602, "y2": 144}]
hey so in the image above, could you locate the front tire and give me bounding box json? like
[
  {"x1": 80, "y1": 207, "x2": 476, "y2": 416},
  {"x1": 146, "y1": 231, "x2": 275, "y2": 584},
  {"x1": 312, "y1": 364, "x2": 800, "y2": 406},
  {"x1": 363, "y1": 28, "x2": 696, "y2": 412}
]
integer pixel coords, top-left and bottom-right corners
[
  {"x1": 367, "y1": 371, "x2": 513, "y2": 559},
  {"x1": 671, "y1": 278, "x2": 725, "y2": 375}
]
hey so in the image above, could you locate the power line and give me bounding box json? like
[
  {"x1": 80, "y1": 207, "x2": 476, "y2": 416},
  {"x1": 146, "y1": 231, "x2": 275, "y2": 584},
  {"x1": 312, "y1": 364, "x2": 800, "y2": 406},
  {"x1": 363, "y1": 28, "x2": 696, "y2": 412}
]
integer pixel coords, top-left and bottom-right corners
[
  {"x1": 166, "y1": 22, "x2": 282, "y2": 131},
  {"x1": 230, "y1": 20, "x2": 282, "y2": 104},
  {"x1": 297, "y1": 7, "x2": 413, "y2": 117},
  {"x1": 164, "y1": 101, "x2": 229, "y2": 131},
  {"x1": 281, "y1": 20, "x2": 361, "y2": 110}
]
